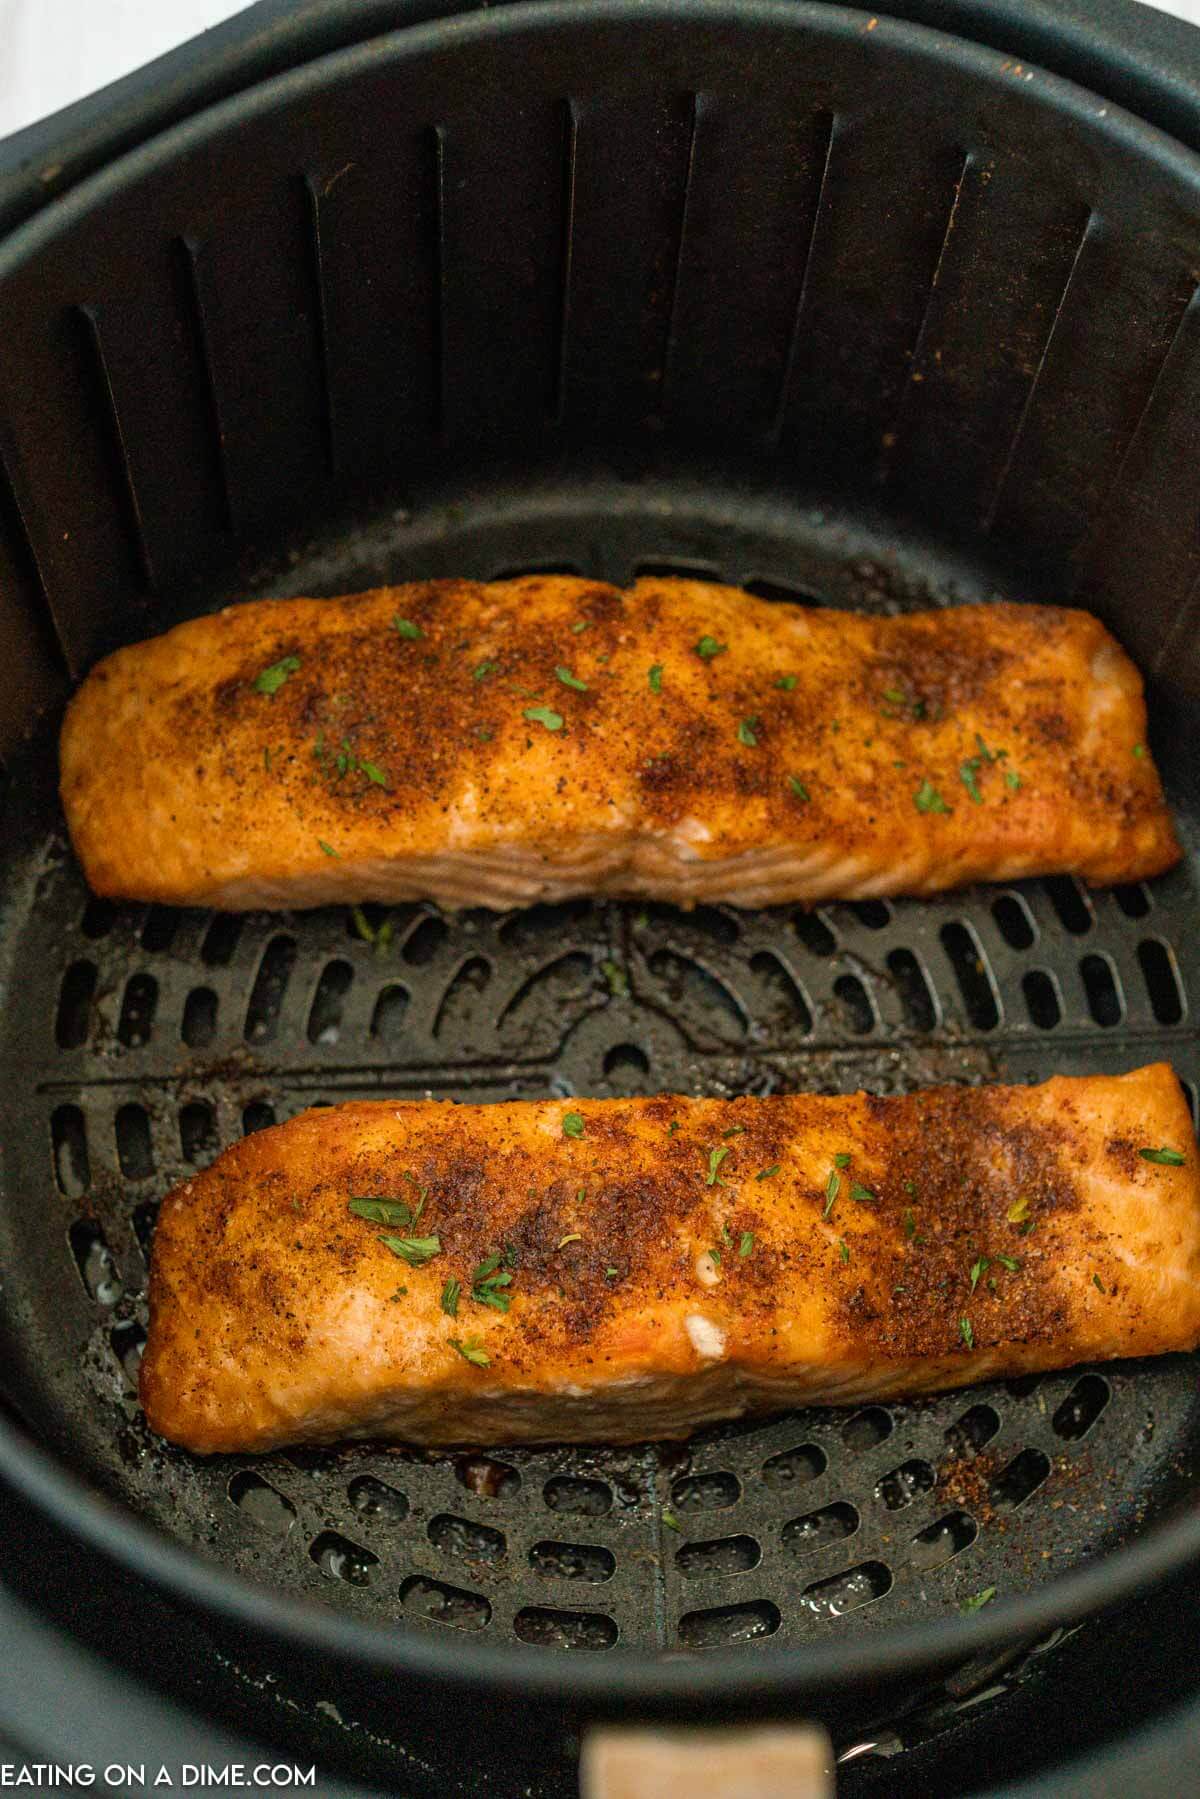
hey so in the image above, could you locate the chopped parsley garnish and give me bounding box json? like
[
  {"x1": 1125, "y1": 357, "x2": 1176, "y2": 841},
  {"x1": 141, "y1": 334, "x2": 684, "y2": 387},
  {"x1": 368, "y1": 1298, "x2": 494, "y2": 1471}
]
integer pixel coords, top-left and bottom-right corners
[
  {"x1": 313, "y1": 734, "x2": 390, "y2": 790},
  {"x1": 557, "y1": 1233, "x2": 582, "y2": 1250},
  {"x1": 959, "y1": 758, "x2": 984, "y2": 805},
  {"x1": 915, "y1": 779, "x2": 951, "y2": 814},
  {"x1": 361, "y1": 759, "x2": 388, "y2": 786},
  {"x1": 254, "y1": 655, "x2": 300, "y2": 696},
  {"x1": 349, "y1": 1197, "x2": 415, "y2": 1227},
  {"x1": 723, "y1": 1125, "x2": 746, "y2": 1139},
  {"x1": 968, "y1": 1255, "x2": 990, "y2": 1295},
  {"x1": 393, "y1": 617, "x2": 423, "y2": 640},
  {"x1": 737, "y1": 717, "x2": 760, "y2": 747},
  {"x1": 838, "y1": 1239, "x2": 850, "y2": 1264},
  {"x1": 756, "y1": 1164, "x2": 781, "y2": 1181},
  {"x1": 1093, "y1": 1273, "x2": 1106, "y2": 1293},
  {"x1": 1139, "y1": 1146, "x2": 1186, "y2": 1165},
  {"x1": 449, "y1": 1337, "x2": 489, "y2": 1368},
  {"x1": 738, "y1": 1231, "x2": 755, "y2": 1258},
  {"x1": 903, "y1": 1179, "x2": 917, "y2": 1196},
  {"x1": 708, "y1": 1247, "x2": 722, "y2": 1267},
  {"x1": 823, "y1": 1170, "x2": 840, "y2": 1217},
  {"x1": 903, "y1": 1208, "x2": 917, "y2": 1239},
  {"x1": 524, "y1": 705, "x2": 564, "y2": 731},
  {"x1": 882, "y1": 686, "x2": 905, "y2": 705},
  {"x1": 378, "y1": 1234, "x2": 441, "y2": 1266},
  {"x1": 835, "y1": 1153, "x2": 851, "y2": 1168},
  {"x1": 1133, "y1": 742, "x2": 1146, "y2": 759},
  {"x1": 662, "y1": 1509, "x2": 682, "y2": 1532},
  {"x1": 850, "y1": 1182, "x2": 875, "y2": 1204},
  {"x1": 1005, "y1": 768, "x2": 1021, "y2": 790},
  {"x1": 695, "y1": 635, "x2": 727, "y2": 660},
  {"x1": 318, "y1": 839, "x2": 340, "y2": 858},
  {"x1": 667, "y1": 1120, "x2": 680, "y2": 1137},
  {"x1": 471, "y1": 1254, "x2": 513, "y2": 1313},
  {"x1": 706, "y1": 1146, "x2": 730, "y2": 1186},
  {"x1": 959, "y1": 1316, "x2": 975, "y2": 1350},
  {"x1": 601, "y1": 959, "x2": 628, "y2": 996},
  {"x1": 441, "y1": 1277, "x2": 461, "y2": 1317},
  {"x1": 996, "y1": 1253, "x2": 1021, "y2": 1274},
  {"x1": 1007, "y1": 1195, "x2": 1031, "y2": 1224},
  {"x1": 562, "y1": 1112, "x2": 585, "y2": 1139},
  {"x1": 556, "y1": 666, "x2": 588, "y2": 692},
  {"x1": 473, "y1": 660, "x2": 498, "y2": 682},
  {"x1": 776, "y1": 674, "x2": 797, "y2": 690},
  {"x1": 961, "y1": 1586, "x2": 996, "y2": 1614},
  {"x1": 571, "y1": 620, "x2": 590, "y2": 634},
  {"x1": 604, "y1": 1266, "x2": 619, "y2": 1280},
  {"x1": 648, "y1": 663, "x2": 663, "y2": 693},
  {"x1": 352, "y1": 905, "x2": 394, "y2": 955},
  {"x1": 788, "y1": 776, "x2": 810, "y2": 801}
]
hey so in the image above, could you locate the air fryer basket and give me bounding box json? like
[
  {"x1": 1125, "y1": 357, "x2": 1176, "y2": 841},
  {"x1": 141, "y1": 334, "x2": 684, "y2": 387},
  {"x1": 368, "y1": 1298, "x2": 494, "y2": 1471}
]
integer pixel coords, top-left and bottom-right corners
[{"x1": 3, "y1": 0, "x2": 1200, "y2": 1768}]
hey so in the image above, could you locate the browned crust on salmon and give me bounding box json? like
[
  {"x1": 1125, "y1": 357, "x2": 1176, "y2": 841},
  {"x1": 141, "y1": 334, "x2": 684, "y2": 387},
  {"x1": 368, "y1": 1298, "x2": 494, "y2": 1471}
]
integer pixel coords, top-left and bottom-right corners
[
  {"x1": 140, "y1": 1064, "x2": 1200, "y2": 1453},
  {"x1": 61, "y1": 578, "x2": 1179, "y2": 911}
]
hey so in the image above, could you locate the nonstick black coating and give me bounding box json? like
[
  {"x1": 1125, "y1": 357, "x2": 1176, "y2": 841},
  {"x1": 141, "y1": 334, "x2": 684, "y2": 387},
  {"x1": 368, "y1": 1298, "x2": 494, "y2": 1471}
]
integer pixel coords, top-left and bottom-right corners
[{"x1": 2, "y1": 0, "x2": 1200, "y2": 1724}]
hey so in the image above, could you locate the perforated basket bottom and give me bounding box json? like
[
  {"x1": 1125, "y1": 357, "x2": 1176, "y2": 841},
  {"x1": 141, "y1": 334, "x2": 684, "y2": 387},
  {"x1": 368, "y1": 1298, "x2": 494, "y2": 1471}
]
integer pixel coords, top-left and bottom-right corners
[{"x1": 2, "y1": 482, "x2": 1198, "y2": 1661}]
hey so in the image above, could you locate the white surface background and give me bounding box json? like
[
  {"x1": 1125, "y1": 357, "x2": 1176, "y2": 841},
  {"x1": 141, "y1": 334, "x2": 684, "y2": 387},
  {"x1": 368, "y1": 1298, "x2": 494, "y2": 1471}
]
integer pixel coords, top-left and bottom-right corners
[{"x1": 1, "y1": 0, "x2": 1200, "y2": 139}]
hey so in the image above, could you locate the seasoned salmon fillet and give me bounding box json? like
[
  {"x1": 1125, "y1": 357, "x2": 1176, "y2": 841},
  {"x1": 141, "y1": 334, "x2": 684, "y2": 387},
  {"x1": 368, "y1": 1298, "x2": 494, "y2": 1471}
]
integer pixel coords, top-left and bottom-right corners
[
  {"x1": 60, "y1": 577, "x2": 1178, "y2": 911},
  {"x1": 140, "y1": 1064, "x2": 1200, "y2": 1454}
]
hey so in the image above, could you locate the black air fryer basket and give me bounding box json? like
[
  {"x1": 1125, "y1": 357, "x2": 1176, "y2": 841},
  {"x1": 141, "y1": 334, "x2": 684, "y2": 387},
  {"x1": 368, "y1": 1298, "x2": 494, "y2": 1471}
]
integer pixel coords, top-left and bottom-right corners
[{"x1": 4, "y1": 2, "x2": 1200, "y2": 1793}]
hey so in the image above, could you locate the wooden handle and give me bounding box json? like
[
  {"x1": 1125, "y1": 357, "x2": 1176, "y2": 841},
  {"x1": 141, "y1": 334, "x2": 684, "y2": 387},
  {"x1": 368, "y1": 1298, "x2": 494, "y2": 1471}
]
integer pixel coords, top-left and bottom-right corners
[{"x1": 581, "y1": 1725, "x2": 835, "y2": 1799}]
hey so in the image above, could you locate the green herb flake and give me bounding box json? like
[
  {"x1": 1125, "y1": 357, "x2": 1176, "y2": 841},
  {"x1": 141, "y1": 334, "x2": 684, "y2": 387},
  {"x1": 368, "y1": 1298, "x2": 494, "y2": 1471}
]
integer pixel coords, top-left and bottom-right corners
[
  {"x1": 903, "y1": 1179, "x2": 917, "y2": 1196},
  {"x1": 601, "y1": 959, "x2": 628, "y2": 997},
  {"x1": 1007, "y1": 1195, "x2": 1031, "y2": 1224},
  {"x1": 722, "y1": 1125, "x2": 747, "y2": 1139},
  {"x1": 882, "y1": 686, "x2": 905, "y2": 705},
  {"x1": 835, "y1": 1153, "x2": 851, "y2": 1168},
  {"x1": 961, "y1": 1586, "x2": 996, "y2": 1615},
  {"x1": 475, "y1": 726, "x2": 494, "y2": 742},
  {"x1": 776, "y1": 674, "x2": 797, "y2": 691},
  {"x1": 393, "y1": 617, "x2": 424, "y2": 640},
  {"x1": 959, "y1": 1316, "x2": 975, "y2": 1350},
  {"x1": 1139, "y1": 1146, "x2": 1186, "y2": 1166},
  {"x1": 838, "y1": 1238, "x2": 850, "y2": 1264},
  {"x1": 1093, "y1": 1273, "x2": 1106, "y2": 1293},
  {"x1": 604, "y1": 1266, "x2": 619, "y2": 1281},
  {"x1": 968, "y1": 1255, "x2": 990, "y2": 1295},
  {"x1": 359, "y1": 759, "x2": 389, "y2": 788},
  {"x1": 562, "y1": 1112, "x2": 585, "y2": 1140},
  {"x1": 557, "y1": 1233, "x2": 582, "y2": 1250},
  {"x1": 449, "y1": 1337, "x2": 490, "y2": 1368},
  {"x1": 349, "y1": 1197, "x2": 413, "y2": 1227},
  {"x1": 756, "y1": 1164, "x2": 781, "y2": 1181},
  {"x1": 823, "y1": 1170, "x2": 840, "y2": 1217},
  {"x1": 571, "y1": 620, "x2": 590, "y2": 634},
  {"x1": 389, "y1": 1287, "x2": 407, "y2": 1302},
  {"x1": 738, "y1": 1231, "x2": 755, "y2": 1259},
  {"x1": 318, "y1": 839, "x2": 340, "y2": 858},
  {"x1": 737, "y1": 716, "x2": 760, "y2": 748},
  {"x1": 253, "y1": 655, "x2": 300, "y2": 696},
  {"x1": 708, "y1": 1247, "x2": 722, "y2": 1267},
  {"x1": 524, "y1": 705, "x2": 564, "y2": 732},
  {"x1": 667, "y1": 1120, "x2": 680, "y2": 1138},
  {"x1": 648, "y1": 663, "x2": 663, "y2": 693},
  {"x1": 788, "y1": 776, "x2": 810, "y2": 801},
  {"x1": 706, "y1": 1146, "x2": 730, "y2": 1187},
  {"x1": 996, "y1": 1253, "x2": 1021, "y2": 1274},
  {"x1": 903, "y1": 1208, "x2": 916, "y2": 1240},
  {"x1": 849, "y1": 1182, "x2": 875, "y2": 1205},
  {"x1": 440, "y1": 1277, "x2": 461, "y2": 1317},
  {"x1": 959, "y1": 758, "x2": 984, "y2": 805},
  {"x1": 915, "y1": 779, "x2": 951, "y2": 815},
  {"x1": 695, "y1": 635, "x2": 727, "y2": 661},
  {"x1": 263, "y1": 747, "x2": 272, "y2": 772},
  {"x1": 473, "y1": 660, "x2": 498, "y2": 682},
  {"x1": 471, "y1": 1254, "x2": 514, "y2": 1313},
  {"x1": 1133, "y1": 742, "x2": 1146, "y2": 759},
  {"x1": 378, "y1": 1234, "x2": 441, "y2": 1266},
  {"x1": 556, "y1": 666, "x2": 588, "y2": 692},
  {"x1": 662, "y1": 1509, "x2": 682, "y2": 1532}
]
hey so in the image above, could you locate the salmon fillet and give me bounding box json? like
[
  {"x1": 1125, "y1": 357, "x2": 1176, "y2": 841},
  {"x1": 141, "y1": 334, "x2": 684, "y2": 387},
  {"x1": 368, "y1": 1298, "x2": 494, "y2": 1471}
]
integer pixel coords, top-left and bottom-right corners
[
  {"x1": 140, "y1": 1064, "x2": 1200, "y2": 1454},
  {"x1": 60, "y1": 577, "x2": 1178, "y2": 911}
]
